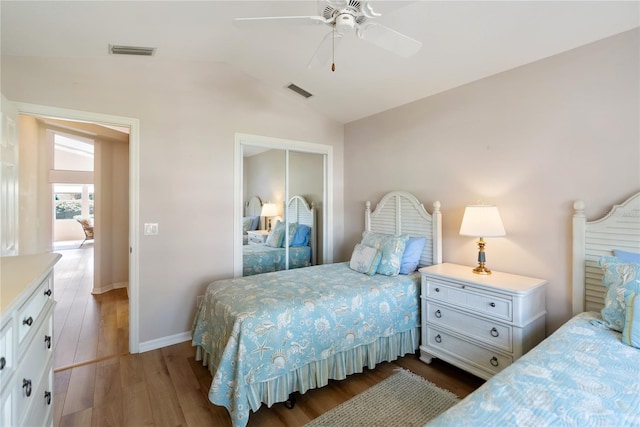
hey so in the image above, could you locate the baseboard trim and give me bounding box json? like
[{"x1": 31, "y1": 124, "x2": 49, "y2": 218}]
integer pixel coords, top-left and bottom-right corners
[
  {"x1": 139, "y1": 331, "x2": 192, "y2": 353},
  {"x1": 92, "y1": 281, "x2": 128, "y2": 295}
]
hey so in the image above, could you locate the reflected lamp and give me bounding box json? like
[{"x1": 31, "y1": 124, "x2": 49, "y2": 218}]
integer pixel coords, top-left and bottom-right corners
[
  {"x1": 261, "y1": 203, "x2": 279, "y2": 231},
  {"x1": 459, "y1": 205, "x2": 506, "y2": 275}
]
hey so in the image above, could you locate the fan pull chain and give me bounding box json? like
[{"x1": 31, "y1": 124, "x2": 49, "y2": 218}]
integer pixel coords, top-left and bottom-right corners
[{"x1": 331, "y1": 25, "x2": 336, "y2": 72}]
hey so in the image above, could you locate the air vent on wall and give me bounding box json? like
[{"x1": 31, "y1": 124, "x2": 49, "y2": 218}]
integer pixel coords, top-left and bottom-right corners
[
  {"x1": 286, "y1": 83, "x2": 313, "y2": 99},
  {"x1": 109, "y1": 44, "x2": 156, "y2": 56}
]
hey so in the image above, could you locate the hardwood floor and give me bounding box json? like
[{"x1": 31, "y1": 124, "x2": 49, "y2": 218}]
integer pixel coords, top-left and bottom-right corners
[{"x1": 53, "y1": 248, "x2": 484, "y2": 426}]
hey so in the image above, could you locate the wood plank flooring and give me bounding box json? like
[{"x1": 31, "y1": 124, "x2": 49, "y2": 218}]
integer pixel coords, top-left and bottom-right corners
[{"x1": 53, "y1": 247, "x2": 484, "y2": 426}]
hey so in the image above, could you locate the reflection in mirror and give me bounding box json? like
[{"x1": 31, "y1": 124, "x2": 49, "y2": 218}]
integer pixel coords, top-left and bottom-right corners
[{"x1": 240, "y1": 147, "x2": 326, "y2": 276}]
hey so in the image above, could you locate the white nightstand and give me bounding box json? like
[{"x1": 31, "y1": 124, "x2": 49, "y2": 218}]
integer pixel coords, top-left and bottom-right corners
[
  {"x1": 247, "y1": 230, "x2": 269, "y2": 245},
  {"x1": 419, "y1": 263, "x2": 547, "y2": 380}
]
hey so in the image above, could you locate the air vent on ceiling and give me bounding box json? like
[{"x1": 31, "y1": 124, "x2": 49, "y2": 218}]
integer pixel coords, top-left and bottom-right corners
[
  {"x1": 109, "y1": 44, "x2": 156, "y2": 56},
  {"x1": 286, "y1": 83, "x2": 313, "y2": 99}
]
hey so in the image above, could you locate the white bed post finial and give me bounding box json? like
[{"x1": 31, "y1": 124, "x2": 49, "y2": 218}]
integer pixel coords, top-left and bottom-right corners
[
  {"x1": 365, "y1": 201, "x2": 371, "y2": 232},
  {"x1": 572, "y1": 200, "x2": 586, "y2": 315},
  {"x1": 432, "y1": 201, "x2": 442, "y2": 265}
]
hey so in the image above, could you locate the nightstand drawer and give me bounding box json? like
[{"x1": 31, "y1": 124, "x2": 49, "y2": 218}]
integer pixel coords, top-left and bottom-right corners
[
  {"x1": 426, "y1": 302, "x2": 512, "y2": 352},
  {"x1": 426, "y1": 326, "x2": 512, "y2": 376},
  {"x1": 425, "y1": 278, "x2": 512, "y2": 321}
]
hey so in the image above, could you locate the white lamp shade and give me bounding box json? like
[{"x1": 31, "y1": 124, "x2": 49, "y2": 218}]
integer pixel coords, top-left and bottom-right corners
[
  {"x1": 261, "y1": 203, "x2": 279, "y2": 217},
  {"x1": 459, "y1": 205, "x2": 506, "y2": 237}
]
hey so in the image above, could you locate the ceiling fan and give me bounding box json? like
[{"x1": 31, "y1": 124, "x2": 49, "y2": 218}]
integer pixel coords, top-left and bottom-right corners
[{"x1": 233, "y1": 0, "x2": 422, "y2": 71}]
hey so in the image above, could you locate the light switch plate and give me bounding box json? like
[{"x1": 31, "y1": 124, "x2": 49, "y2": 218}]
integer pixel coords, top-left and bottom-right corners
[{"x1": 144, "y1": 223, "x2": 158, "y2": 235}]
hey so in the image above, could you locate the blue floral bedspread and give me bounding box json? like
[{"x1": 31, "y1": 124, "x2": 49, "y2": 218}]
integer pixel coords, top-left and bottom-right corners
[
  {"x1": 242, "y1": 245, "x2": 311, "y2": 276},
  {"x1": 192, "y1": 262, "x2": 421, "y2": 426},
  {"x1": 428, "y1": 311, "x2": 640, "y2": 427}
]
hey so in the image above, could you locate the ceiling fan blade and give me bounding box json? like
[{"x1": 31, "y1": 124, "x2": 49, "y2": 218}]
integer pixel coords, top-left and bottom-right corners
[
  {"x1": 356, "y1": 22, "x2": 422, "y2": 57},
  {"x1": 233, "y1": 16, "x2": 330, "y2": 27},
  {"x1": 307, "y1": 30, "x2": 344, "y2": 69}
]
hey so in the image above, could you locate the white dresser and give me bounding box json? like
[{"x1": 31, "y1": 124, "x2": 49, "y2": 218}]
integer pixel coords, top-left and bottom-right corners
[
  {"x1": 0, "y1": 253, "x2": 61, "y2": 427},
  {"x1": 419, "y1": 263, "x2": 546, "y2": 380},
  {"x1": 247, "y1": 230, "x2": 269, "y2": 245}
]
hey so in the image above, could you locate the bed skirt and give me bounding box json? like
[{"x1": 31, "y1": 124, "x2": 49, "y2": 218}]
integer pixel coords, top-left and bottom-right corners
[{"x1": 195, "y1": 327, "x2": 418, "y2": 422}]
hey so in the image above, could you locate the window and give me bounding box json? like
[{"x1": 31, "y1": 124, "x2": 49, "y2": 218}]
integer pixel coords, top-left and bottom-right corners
[{"x1": 54, "y1": 184, "x2": 94, "y2": 220}]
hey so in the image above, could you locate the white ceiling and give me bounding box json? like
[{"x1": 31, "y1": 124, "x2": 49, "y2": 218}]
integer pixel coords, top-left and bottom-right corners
[{"x1": 2, "y1": 1, "x2": 638, "y2": 124}]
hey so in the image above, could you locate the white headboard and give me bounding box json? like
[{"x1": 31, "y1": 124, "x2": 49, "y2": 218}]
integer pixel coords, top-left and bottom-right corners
[
  {"x1": 572, "y1": 191, "x2": 640, "y2": 315},
  {"x1": 284, "y1": 195, "x2": 317, "y2": 265},
  {"x1": 245, "y1": 195, "x2": 263, "y2": 229},
  {"x1": 365, "y1": 190, "x2": 442, "y2": 267}
]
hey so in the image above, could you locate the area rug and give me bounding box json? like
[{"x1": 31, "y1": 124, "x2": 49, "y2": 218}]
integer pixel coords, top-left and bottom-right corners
[{"x1": 304, "y1": 368, "x2": 459, "y2": 427}]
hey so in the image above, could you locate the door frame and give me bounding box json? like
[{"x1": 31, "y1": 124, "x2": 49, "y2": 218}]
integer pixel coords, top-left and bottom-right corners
[{"x1": 16, "y1": 102, "x2": 141, "y2": 353}]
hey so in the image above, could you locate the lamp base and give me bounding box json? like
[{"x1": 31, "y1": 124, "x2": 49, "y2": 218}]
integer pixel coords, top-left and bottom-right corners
[{"x1": 472, "y1": 265, "x2": 492, "y2": 275}]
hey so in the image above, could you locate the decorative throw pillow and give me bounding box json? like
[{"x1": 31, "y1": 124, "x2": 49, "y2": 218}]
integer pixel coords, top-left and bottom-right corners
[
  {"x1": 361, "y1": 231, "x2": 409, "y2": 276},
  {"x1": 599, "y1": 257, "x2": 640, "y2": 332},
  {"x1": 622, "y1": 291, "x2": 640, "y2": 349},
  {"x1": 613, "y1": 249, "x2": 640, "y2": 264},
  {"x1": 281, "y1": 222, "x2": 298, "y2": 247},
  {"x1": 242, "y1": 216, "x2": 253, "y2": 234},
  {"x1": 250, "y1": 216, "x2": 260, "y2": 231},
  {"x1": 349, "y1": 244, "x2": 382, "y2": 276},
  {"x1": 291, "y1": 224, "x2": 311, "y2": 247},
  {"x1": 265, "y1": 220, "x2": 285, "y2": 248},
  {"x1": 399, "y1": 237, "x2": 426, "y2": 275}
]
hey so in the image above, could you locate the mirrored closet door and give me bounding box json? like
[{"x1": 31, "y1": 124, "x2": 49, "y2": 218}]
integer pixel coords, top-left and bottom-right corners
[{"x1": 234, "y1": 134, "x2": 332, "y2": 277}]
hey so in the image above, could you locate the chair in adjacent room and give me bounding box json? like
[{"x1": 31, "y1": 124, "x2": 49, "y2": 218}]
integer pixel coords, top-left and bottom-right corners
[{"x1": 76, "y1": 218, "x2": 94, "y2": 248}]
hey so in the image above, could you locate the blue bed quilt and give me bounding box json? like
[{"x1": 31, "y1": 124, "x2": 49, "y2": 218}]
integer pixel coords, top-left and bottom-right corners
[
  {"x1": 192, "y1": 262, "x2": 421, "y2": 427},
  {"x1": 429, "y1": 311, "x2": 640, "y2": 427},
  {"x1": 242, "y1": 244, "x2": 311, "y2": 276}
]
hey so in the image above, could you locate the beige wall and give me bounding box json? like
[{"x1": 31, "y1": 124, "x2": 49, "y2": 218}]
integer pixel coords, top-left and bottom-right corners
[
  {"x1": 1, "y1": 57, "x2": 345, "y2": 345},
  {"x1": 343, "y1": 29, "x2": 640, "y2": 333}
]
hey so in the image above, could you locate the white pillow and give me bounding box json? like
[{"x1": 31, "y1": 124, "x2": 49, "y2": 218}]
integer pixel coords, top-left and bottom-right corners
[{"x1": 349, "y1": 244, "x2": 382, "y2": 276}]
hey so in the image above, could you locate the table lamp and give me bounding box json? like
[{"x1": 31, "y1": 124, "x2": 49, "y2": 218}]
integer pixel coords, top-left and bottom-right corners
[
  {"x1": 459, "y1": 205, "x2": 506, "y2": 275},
  {"x1": 261, "y1": 203, "x2": 279, "y2": 231}
]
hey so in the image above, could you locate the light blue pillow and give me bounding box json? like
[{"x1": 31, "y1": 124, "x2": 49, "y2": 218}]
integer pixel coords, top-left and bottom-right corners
[
  {"x1": 622, "y1": 291, "x2": 640, "y2": 348},
  {"x1": 399, "y1": 237, "x2": 426, "y2": 275},
  {"x1": 291, "y1": 224, "x2": 311, "y2": 247},
  {"x1": 598, "y1": 257, "x2": 640, "y2": 332},
  {"x1": 349, "y1": 244, "x2": 382, "y2": 276},
  {"x1": 613, "y1": 249, "x2": 640, "y2": 264},
  {"x1": 250, "y1": 216, "x2": 260, "y2": 231},
  {"x1": 265, "y1": 220, "x2": 285, "y2": 248},
  {"x1": 361, "y1": 231, "x2": 409, "y2": 276},
  {"x1": 281, "y1": 222, "x2": 298, "y2": 247},
  {"x1": 242, "y1": 217, "x2": 253, "y2": 234}
]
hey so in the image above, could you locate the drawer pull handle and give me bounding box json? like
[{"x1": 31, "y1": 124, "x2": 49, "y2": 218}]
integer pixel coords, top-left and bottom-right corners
[
  {"x1": 490, "y1": 327, "x2": 499, "y2": 337},
  {"x1": 44, "y1": 289, "x2": 52, "y2": 297},
  {"x1": 23, "y1": 379, "x2": 32, "y2": 397},
  {"x1": 435, "y1": 310, "x2": 442, "y2": 318},
  {"x1": 490, "y1": 357, "x2": 499, "y2": 367},
  {"x1": 489, "y1": 302, "x2": 496, "y2": 308},
  {"x1": 0, "y1": 357, "x2": 5, "y2": 370},
  {"x1": 435, "y1": 334, "x2": 442, "y2": 343},
  {"x1": 45, "y1": 335, "x2": 52, "y2": 349},
  {"x1": 23, "y1": 316, "x2": 34, "y2": 326},
  {"x1": 434, "y1": 287, "x2": 440, "y2": 292},
  {"x1": 45, "y1": 391, "x2": 52, "y2": 405}
]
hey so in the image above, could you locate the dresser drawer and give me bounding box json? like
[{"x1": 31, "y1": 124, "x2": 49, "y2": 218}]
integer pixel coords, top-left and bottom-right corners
[
  {"x1": 14, "y1": 309, "x2": 53, "y2": 419},
  {"x1": 426, "y1": 326, "x2": 512, "y2": 377},
  {"x1": 425, "y1": 278, "x2": 512, "y2": 321},
  {"x1": 0, "y1": 320, "x2": 13, "y2": 390},
  {"x1": 17, "y1": 272, "x2": 53, "y2": 345},
  {"x1": 426, "y1": 302, "x2": 513, "y2": 352},
  {"x1": 20, "y1": 362, "x2": 53, "y2": 427}
]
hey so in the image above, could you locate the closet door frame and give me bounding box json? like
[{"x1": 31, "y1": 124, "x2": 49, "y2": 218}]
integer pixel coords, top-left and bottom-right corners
[{"x1": 233, "y1": 133, "x2": 333, "y2": 277}]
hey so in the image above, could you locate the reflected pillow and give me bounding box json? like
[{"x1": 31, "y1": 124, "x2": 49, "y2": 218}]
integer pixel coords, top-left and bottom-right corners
[
  {"x1": 242, "y1": 217, "x2": 253, "y2": 234},
  {"x1": 361, "y1": 231, "x2": 409, "y2": 276},
  {"x1": 250, "y1": 216, "x2": 260, "y2": 231},
  {"x1": 349, "y1": 244, "x2": 382, "y2": 276},
  {"x1": 613, "y1": 249, "x2": 640, "y2": 264},
  {"x1": 598, "y1": 256, "x2": 640, "y2": 331},
  {"x1": 291, "y1": 224, "x2": 311, "y2": 247},
  {"x1": 622, "y1": 291, "x2": 640, "y2": 349},
  {"x1": 282, "y1": 222, "x2": 298, "y2": 247},
  {"x1": 399, "y1": 237, "x2": 426, "y2": 275},
  {"x1": 265, "y1": 220, "x2": 285, "y2": 248}
]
